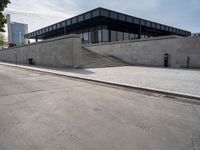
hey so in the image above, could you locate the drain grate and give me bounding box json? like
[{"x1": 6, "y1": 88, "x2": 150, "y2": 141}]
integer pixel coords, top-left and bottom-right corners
[{"x1": 136, "y1": 121, "x2": 153, "y2": 132}]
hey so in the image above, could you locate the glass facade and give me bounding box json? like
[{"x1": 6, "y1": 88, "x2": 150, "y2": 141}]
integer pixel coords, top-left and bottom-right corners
[
  {"x1": 26, "y1": 8, "x2": 191, "y2": 41},
  {"x1": 102, "y1": 29, "x2": 109, "y2": 42},
  {"x1": 79, "y1": 25, "x2": 148, "y2": 45}
]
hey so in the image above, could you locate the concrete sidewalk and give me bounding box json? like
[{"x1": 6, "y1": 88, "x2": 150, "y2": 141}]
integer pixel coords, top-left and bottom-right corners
[{"x1": 0, "y1": 62, "x2": 200, "y2": 99}]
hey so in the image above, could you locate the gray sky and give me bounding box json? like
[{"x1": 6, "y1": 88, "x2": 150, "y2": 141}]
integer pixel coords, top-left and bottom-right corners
[{"x1": 4, "y1": 0, "x2": 200, "y2": 33}]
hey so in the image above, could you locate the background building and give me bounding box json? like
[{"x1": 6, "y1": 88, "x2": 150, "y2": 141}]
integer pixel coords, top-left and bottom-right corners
[
  {"x1": 192, "y1": 33, "x2": 200, "y2": 37},
  {"x1": 7, "y1": 14, "x2": 28, "y2": 46}
]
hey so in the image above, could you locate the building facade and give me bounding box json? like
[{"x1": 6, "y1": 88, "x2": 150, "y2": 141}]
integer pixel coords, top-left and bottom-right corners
[
  {"x1": 25, "y1": 8, "x2": 191, "y2": 44},
  {"x1": 192, "y1": 33, "x2": 200, "y2": 37},
  {"x1": 7, "y1": 14, "x2": 28, "y2": 46}
]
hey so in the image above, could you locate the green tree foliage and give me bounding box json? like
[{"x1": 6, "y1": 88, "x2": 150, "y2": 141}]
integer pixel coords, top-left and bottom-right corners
[
  {"x1": 0, "y1": 0, "x2": 10, "y2": 32},
  {"x1": 0, "y1": 33, "x2": 4, "y2": 49}
]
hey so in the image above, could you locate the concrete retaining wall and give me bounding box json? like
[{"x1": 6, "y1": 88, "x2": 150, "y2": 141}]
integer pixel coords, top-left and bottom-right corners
[
  {"x1": 87, "y1": 36, "x2": 200, "y2": 69},
  {"x1": 0, "y1": 34, "x2": 82, "y2": 68}
]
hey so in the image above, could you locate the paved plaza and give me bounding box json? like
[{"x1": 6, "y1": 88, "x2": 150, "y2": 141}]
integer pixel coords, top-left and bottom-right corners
[
  {"x1": 1, "y1": 62, "x2": 200, "y2": 98},
  {"x1": 0, "y1": 65, "x2": 200, "y2": 150},
  {"x1": 65, "y1": 66, "x2": 200, "y2": 97}
]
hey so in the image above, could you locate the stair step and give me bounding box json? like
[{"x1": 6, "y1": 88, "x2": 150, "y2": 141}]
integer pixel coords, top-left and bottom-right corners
[{"x1": 82, "y1": 47, "x2": 130, "y2": 68}]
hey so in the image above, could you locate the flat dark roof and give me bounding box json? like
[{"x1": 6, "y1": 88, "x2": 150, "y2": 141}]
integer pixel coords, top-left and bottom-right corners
[{"x1": 25, "y1": 7, "x2": 191, "y2": 39}]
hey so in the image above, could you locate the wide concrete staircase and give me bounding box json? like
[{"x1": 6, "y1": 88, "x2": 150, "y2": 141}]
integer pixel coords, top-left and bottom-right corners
[{"x1": 82, "y1": 47, "x2": 130, "y2": 68}]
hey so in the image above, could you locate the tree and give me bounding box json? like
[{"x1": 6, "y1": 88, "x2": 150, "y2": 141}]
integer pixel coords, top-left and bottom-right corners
[
  {"x1": 0, "y1": 33, "x2": 4, "y2": 49},
  {"x1": 0, "y1": 0, "x2": 10, "y2": 32}
]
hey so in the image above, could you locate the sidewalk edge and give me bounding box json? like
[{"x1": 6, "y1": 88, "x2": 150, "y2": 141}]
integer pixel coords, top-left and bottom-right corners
[{"x1": 1, "y1": 62, "x2": 200, "y2": 101}]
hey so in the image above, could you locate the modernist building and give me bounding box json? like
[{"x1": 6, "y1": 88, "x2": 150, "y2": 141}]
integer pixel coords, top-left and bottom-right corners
[
  {"x1": 25, "y1": 7, "x2": 191, "y2": 44},
  {"x1": 7, "y1": 14, "x2": 28, "y2": 46}
]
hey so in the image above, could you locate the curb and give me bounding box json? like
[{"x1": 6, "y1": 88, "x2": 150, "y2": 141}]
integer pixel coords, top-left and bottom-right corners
[{"x1": 1, "y1": 63, "x2": 200, "y2": 101}]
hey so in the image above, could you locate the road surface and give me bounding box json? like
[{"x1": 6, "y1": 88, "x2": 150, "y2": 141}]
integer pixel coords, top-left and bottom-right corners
[{"x1": 0, "y1": 65, "x2": 200, "y2": 150}]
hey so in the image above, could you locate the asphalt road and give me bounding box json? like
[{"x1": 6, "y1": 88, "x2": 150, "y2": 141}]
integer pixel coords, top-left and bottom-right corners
[{"x1": 0, "y1": 65, "x2": 200, "y2": 150}]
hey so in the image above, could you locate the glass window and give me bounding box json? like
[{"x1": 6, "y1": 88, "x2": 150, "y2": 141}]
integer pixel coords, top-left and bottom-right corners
[
  {"x1": 92, "y1": 28, "x2": 99, "y2": 43},
  {"x1": 161, "y1": 25, "x2": 165, "y2": 30},
  {"x1": 173, "y1": 28, "x2": 176, "y2": 33},
  {"x1": 72, "y1": 17, "x2": 77, "y2": 24},
  {"x1": 80, "y1": 33, "x2": 83, "y2": 39},
  {"x1": 157, "y1": 24, "x2": 161, "y2": 29},
  {"x1": 100, "y1": 9, "x2": 109, "y2": 17},
  {"x1": 111, "y1": 30, "x2": 117, "y2": 42},
  {"x1": 83, "y1": 32, "x2": 89, "y2": 44},
  {"x1": 135, "y1": 34, "x2": 139, "y2": 39},
  {"x1": 49, "y1": 26, "x2": 53, "y2": 31},
  {"x1": 169, "y1": 27, "x2": 173, "y2": 32},
  {"x1": 146, "y1": 21, "x2": 151, "y2": 27},
  {"x1": 140, "y1": 20, "x2": 145, "y2": 25},
  {"x1": 102, "y1": 29, "x2": 109, "y2": 42},
  {"x1": 124, "y1": 32, "x2": 129, "y2": 40},
  {"x1": 92, "y1": 9, "x2": 100, "y2": 17},
  {"x1": 110, "y1": 12, "x2": 118, "y2": 19},
  {"x1": 151, "y1": 23, "x2": 156, "y2": 28},
  {"x1": 119, "y1": 14, "x2": 126, "y2": 21},
  {"x1": 90, "y1": 28, "x2": 95, "y2": 43},
  {"x1": 130, "y1": 33, "x2": 135, "y2": 40},
  {"x1": 134, "y1": 18, "x2": 139, "y2": 24},
  {"x1": 57, "y1": 23, "x2": 61, "y2": 28},
  {"x1": 88, "y1": 31, "x2": 91, "y2": 43},
  {"x1": 78, "y1": 15, "x2": 84, "y2": 22},
  {"x1": 117, "y1": 31, "x2": 123, "y2": 41},
  {"x1": 61, "y1": 21, "x2": 65, "y2": 27},
  {"x1": 66, "y1": 20, "x2": 71, "y2": 25},
  {"x1": 98, "y1": 30, "x2": 102, "y2": 43},
  {"x1": 53, "y1": 25, "x2": 56, "y2": 30},
  {"x1": 85, "y1": 12, "x2": 91, "y2": 20},
  {"x1": 94, "y1": 26, "x2": 102, "y2": 43},
  {"x1": 164, "y1": 26, "x2": 167, "y2": 31},
  {"x1": 127, "y1": 16, "x2": 132, "y2": 23}
]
